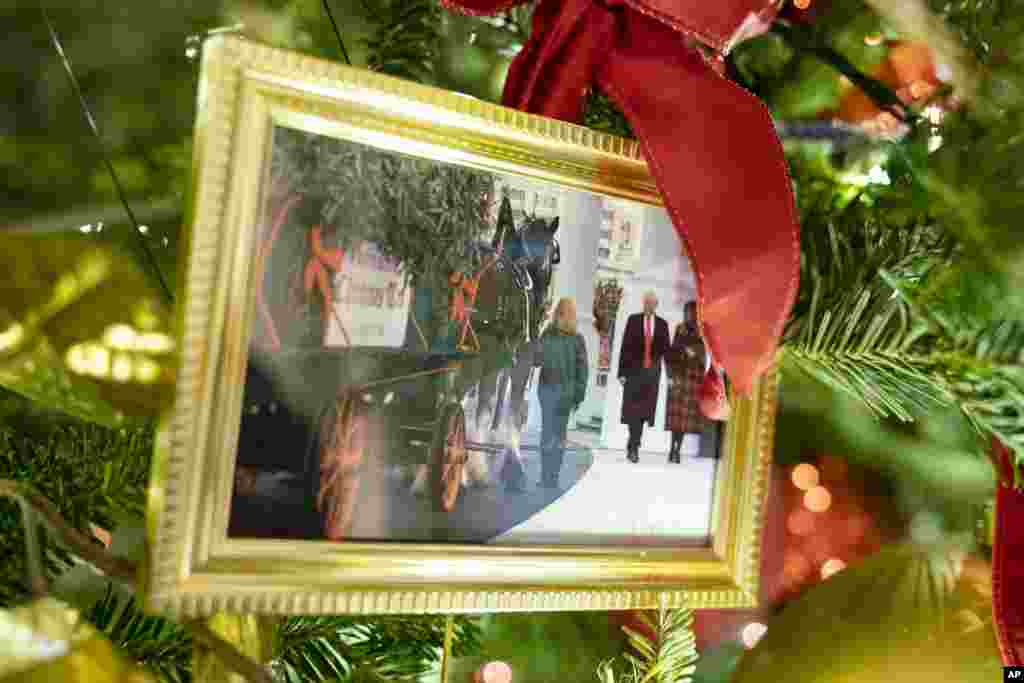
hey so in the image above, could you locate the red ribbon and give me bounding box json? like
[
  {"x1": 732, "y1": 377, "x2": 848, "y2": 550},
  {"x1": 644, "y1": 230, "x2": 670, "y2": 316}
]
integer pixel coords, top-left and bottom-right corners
[
  {"x1": 992, "y1": 438, "x2": 1024, "y2": 665},
  {"x1": 442, "y1": 0, "x2": 799, "y2": 395},
  {"x1": 303, "y1": 225, "x2": 346, "y2": 341}
]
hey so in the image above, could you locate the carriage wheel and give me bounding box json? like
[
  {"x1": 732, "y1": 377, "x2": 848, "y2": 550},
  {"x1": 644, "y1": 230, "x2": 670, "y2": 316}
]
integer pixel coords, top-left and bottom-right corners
[
  {"x1": 432, "y1": 403, "x2": 466, "y2": 513},
  {"x1": 318, "y1": 394, "x2": 365, "y2": 540}
]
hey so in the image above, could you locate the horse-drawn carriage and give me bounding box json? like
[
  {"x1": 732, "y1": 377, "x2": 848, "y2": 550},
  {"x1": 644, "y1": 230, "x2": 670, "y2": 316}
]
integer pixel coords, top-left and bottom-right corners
[{"x1": 232, "y1": 195, "x2": 560, "y2": 540}]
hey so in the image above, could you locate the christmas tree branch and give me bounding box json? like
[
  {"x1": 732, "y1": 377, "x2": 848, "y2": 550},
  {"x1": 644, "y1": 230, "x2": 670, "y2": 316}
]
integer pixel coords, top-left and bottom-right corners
[
  {"x1": 861, "y1": 0, "x2": 978, "y2": 99},
  {"x1": 771, "y1": 20, "x2": 914, "y2": 124},
  {"x1": 597, "y1": 606, "x2": 698, "y2": 683},
  {"x1": 0, "y1": 479, "x2": 136, "y2": 583},
  {"x1": 190, "y1": 620, "x2": 275, "y2": 683}
]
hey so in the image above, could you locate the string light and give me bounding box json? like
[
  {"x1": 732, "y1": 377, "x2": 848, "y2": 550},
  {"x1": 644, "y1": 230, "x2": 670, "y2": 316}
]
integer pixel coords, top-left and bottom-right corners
[
  {"x1": 104, "y1": 324, "x2": 136, "y2": 350},
  {"x1": 787, "y1": 508, "x2": 816, "y2": 536},
  {"x1": 791, "y1": 463, "x2": 819, "y2": 490},
  {"x1": 101, "y1": 324, "x2": 173, "y2": 353},
  {"x1": 134, "y1": 358, "x2": 161, "y2": 384},
  {"x1": 136, "y1": 332, "x2": 174, "y2": 353},
  {"x1": 821, "y1": 558, "x2": 847, "y2": 579},
  {"x1": 111, "y1": 354, "x2": 133, "y2": 382},
  {"x1": 476, "y1": 661, "x2": 512, "y2": 683},
  {"x1": 741, "y1": 622, "x2": 768, "y2": 649},
  {"x1": 87, "y1": 345, "x2": 110, "y2": 377},
  {"x1": 804, "y1": 486, "x2": 832, "y2": 512},
  {"x1": 864, "y1": 33, "x2": 883, "y2": 46},
  {"x1": 0, "y1": 324, "x2": 25, "y2": 352},
  {"x1": 794, "y1": 0, "x2": 812, "y2": 9}
]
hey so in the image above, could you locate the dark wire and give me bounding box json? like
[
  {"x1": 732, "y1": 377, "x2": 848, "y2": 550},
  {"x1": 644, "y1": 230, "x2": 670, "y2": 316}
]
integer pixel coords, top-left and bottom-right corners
[
  {"x1": 39, "y1": 3, "x2": 174, "y2": 306},
  {"x1": 321, "y1": 0, "x2": 352, "y2": 65}
]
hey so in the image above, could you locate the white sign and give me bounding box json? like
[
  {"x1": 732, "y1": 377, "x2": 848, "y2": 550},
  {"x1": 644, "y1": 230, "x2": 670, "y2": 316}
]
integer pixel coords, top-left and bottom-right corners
[
  {"x1": 325, "y1": 242, "x2": 410, "y2": 348},
  {"x1": 598, "y1": 199, "x2": 645, "y2": 271}
]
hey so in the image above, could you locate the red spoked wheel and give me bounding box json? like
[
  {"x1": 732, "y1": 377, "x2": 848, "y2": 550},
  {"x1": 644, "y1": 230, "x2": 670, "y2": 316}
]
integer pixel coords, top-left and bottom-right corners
[
  {"x1": 432, "y1": 403, "x2": 466, "y2": 513},
  {"x1": 317, "y1": 394, "x2": 365, "y2": 540}
]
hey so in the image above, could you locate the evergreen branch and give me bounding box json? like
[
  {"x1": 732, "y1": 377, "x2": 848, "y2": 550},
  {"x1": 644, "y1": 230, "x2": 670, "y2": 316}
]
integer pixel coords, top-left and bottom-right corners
[
  {"x1": 771, "y1": 20, "x2": 914, "y2": 124},
  {"x1": 364, "y1": 0, "x2": 441, "y2": 85},
  {"x1": 582, "y1": 89, "x2": 634, "y2": 140},
  {"x1": 271, "y1": 614, "x2": 482, "y2": 681},
  {"x1": 596, "y1": 607, "x2": 698, "y2": 683},
  {"x1": 0, "y1": 479, "x2": 137, "y2": 583},
  {"x1": 0, "y1": 420, "x2": 151, "y2": 606},
  {"x1": 782, "y1": 171, "x2": 955, "y2": 421},
  {"x1": 85, "y1": 584, "x2": 192, "y2": 683},
  {"x1": 782, "y1": 348, "x2": 949, "y2": 422}
]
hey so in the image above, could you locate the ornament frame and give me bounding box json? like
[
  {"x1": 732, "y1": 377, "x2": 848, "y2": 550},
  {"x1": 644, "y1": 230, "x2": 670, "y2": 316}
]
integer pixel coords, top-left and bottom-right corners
[{"x1": 145, "y1": 35, "x2": 778, "y2": 618}]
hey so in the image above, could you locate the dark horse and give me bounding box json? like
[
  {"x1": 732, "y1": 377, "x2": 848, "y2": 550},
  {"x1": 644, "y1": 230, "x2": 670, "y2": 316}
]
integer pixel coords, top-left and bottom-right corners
[{"x1": 456, "y1": 196, "x2": 560, "y2": 458}]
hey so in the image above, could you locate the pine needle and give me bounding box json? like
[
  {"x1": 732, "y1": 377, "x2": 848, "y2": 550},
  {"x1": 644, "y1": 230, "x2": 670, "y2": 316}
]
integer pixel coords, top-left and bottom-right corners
[
  {"x1": 597, "y1": 607, "x2": 698, "y2": 683},
  {"x1": 85, "y1": 584, "x2": 192, "y2": 682}
]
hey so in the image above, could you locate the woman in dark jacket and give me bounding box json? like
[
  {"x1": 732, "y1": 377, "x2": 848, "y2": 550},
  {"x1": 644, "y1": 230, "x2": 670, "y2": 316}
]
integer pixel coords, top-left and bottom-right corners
[
  {"x1": 664, "y1": 301, "x2": 709, "y2": 463},
  {"x1": 531, "y1": 297, "x2": 589, "y2": 488}
]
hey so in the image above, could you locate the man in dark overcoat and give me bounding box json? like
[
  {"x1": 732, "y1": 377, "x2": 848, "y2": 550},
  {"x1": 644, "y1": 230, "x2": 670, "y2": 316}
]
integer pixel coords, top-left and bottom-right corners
[{"x1": 617, "y1": 291, "x2": 670, "y2": 462}]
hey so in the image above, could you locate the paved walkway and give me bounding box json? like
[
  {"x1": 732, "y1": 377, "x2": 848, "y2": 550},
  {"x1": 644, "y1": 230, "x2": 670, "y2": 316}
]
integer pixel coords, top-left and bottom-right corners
[{"x1": 490, "y1": 442, "x2": 717, "y2": 546}]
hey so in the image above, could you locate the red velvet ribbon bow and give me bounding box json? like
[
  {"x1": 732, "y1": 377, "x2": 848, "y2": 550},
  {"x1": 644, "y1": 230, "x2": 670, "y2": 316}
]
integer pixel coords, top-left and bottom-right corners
[
  {"x1": 992, "y1": 438, "x2": 1024, "y2": 665},
  {"x1": 442, "y1": 0, "x2": 799, "y2": 395}
]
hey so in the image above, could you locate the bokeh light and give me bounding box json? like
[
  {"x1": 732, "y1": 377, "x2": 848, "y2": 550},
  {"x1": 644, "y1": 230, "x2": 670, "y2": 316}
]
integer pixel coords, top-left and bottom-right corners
[
  {"x1": 741, "y1": 622, "x2": 768, "y2": 649},
  {"x1": 783, "y1": 551, "x2": 812, "y2": 584},
  {"x1": 111, "y1": 353, "x2": 133, "y2": 382},
  {"x1": 476, "y1": 661, "x2": 512, "y2": 683},
  {"x1": 135, "y1": 359, "x2": 161, "y2": 384},
  {"x1": 104, "y1": 324, "x2": 136, "y2": 350},
  {"x1": 787, "y1": 508, "x2": 816, "y2": 536},
  {"x1": 103, "y1": 324, "x2": 173, "y2": 353},
  {"x1": 0, "y1": 324, "x2": 25, "y2": 352},
  {"x1": 821, "y1": 558, "x2": 847, "y2": 579},
  {"x1": 804, "y1": 486, "x2": 832, "y2": 512},
  {"x1": 791, "y1": 463, "x2": 819, "y2": 490}
]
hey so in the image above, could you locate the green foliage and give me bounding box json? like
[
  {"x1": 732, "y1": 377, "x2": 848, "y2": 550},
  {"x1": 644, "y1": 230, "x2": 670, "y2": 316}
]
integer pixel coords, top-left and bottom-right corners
[
  {"x1": 270, "y1": 127, "x2": 493, "y2": 287},
  {"x1": 271, "y1": 614, "x2": 482, "y2": 681},
  {"x1": 582, "y1": 90, "x2": 634, "y2": 140},
  {"x1": 0, "y1": 416, "x2": 152, "y2": 607},
  {"x1": 597, "y1": 608, "x2": 698, "y2": 683},
  {"x1": 447, "y1": 613, "x2": 625, "y2": 683},
  {"x1": 907, "y1": 2, "x2": 1024, "y2": 322},
  {"x1": 85, "y1": 584, "x2": 192, "y2": 683},
  {"x1": 782, "y1": 154, "x2": 953, "y2": 421},
  {"x1": 365, "y1": 0, "x2": 443, "y2": 85},
  {"x1": 267, "y1": 126, "x2": 495, "y2": 346}
]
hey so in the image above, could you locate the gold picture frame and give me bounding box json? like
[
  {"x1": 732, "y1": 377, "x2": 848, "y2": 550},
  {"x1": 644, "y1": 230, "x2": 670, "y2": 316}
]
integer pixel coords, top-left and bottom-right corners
[{"x1": 144, "y1": 35, "x2": 778, "y2": 618}]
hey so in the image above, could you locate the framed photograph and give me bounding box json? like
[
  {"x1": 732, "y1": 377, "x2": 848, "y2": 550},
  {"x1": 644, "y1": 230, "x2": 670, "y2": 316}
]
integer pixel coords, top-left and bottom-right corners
[{"x1": 145, "y1": 35, "x2": 777, "y2": 618}]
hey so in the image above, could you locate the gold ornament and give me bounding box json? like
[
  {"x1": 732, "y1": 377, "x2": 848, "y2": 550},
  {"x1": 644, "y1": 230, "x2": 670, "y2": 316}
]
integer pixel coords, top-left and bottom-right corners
[
  {"x1": 0, "y1": 598, "x2": 153, "y2": 682},
  {"x1": 733, "y1": 545, "x2": 1002, "y2": 682}
]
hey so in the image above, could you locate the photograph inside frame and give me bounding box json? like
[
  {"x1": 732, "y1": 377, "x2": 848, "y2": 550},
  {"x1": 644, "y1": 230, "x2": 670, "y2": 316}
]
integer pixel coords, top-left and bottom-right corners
[{"x1": 228, "y1": 124, "x2": 725, "y2": 547}]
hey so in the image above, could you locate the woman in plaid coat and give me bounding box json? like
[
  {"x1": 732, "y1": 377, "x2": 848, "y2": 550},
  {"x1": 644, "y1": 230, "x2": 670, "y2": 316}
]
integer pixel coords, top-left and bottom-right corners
[{"x1": 664, "y1": 301, "x2": 708, "y2": 463}]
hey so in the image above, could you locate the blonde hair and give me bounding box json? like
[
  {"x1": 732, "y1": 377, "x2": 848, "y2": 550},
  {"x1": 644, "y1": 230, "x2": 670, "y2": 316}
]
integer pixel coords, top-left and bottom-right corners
[{"x1": 553, "y1": 297, "x2": 577, "y2": 335}]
